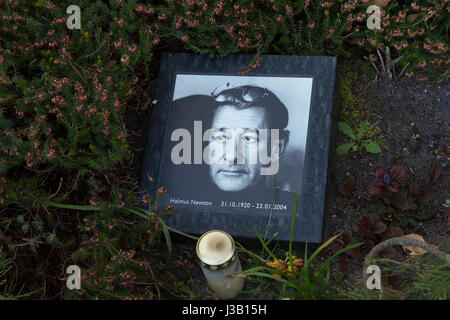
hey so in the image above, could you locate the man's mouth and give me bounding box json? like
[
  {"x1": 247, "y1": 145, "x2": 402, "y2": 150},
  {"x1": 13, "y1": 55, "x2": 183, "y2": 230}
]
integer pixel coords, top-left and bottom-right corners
[{"x1": 218, "y1": 169, "x2": 248, "y2": 176}]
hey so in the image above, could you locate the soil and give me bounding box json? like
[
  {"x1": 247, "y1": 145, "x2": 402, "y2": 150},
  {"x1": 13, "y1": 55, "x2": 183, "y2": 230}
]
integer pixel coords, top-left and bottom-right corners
[
  {"x1": 328, "y1": 73, "x2": 449, "y2": 250},
  {"x1": 126, "y1": 48, "x2": 449, "y2": 299}
]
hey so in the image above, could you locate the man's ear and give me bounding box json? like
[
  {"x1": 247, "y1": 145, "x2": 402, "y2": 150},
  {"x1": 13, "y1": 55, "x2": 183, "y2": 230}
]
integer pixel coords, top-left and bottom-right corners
[
  {"x1": 271, "y1": 130, "x2": 289, "y2": 160},
  {"x1": 277, "y1": 130, "x2": 290, "y2": 155}
]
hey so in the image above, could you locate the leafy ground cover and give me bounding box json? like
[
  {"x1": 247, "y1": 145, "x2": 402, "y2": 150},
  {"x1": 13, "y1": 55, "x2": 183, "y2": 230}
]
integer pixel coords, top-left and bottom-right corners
[{"x1": 0, "y1": 0, "x2": 448, "y2": 299}]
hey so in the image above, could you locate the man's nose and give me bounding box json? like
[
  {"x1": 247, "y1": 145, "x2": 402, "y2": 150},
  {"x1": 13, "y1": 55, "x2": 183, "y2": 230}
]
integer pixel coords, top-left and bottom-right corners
[
  {"x1": 223, "y1": 137, "x2": 237, "y2": 163},
  {"x1": 223, "y1": 137, "x2": 246, "y2": 164}
]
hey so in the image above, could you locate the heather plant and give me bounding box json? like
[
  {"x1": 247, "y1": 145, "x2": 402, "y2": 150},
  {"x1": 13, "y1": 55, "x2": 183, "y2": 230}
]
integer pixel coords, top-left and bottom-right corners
[
  {"x1": 0, "y1": 0, "x2": 155, "y2": 296},
  {"x1": 1, "y1": 0, "x2": 447, "y2": 210},
  {"x1": 66, "y1": 211, "x2": 162, "y2": 300},
  {"x1": 1, "y1": 1, "x2": 448, "y2": 204},
  {"x1": 0, "y1": 0, "x2": 154, "y2": 206},
  {"x1": 57, "y1": 189, "x2": 176, "y2": 299},
  {"x1": 129, "y1": 0, "x2": 448, "y2": 78},
  {"x1": 0, "y1": 0, "x2": 448, "y2": 299}
]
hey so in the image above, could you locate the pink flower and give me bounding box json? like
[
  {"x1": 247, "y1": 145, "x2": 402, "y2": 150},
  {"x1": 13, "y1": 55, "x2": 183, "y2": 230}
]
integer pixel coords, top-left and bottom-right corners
[
  {"x1": 181, "y1": 35, "x2": 189, "y2": 42},
  {"x1": 47, "y1": 148, "x2": 56, "y2": 160},
  {"x1": 156, "y1": 186, "x2": 167, "y2": 196},
  {"x1": 142, "y1": 194, "x2": 152, "y2": 204},
  {"x1": 285, "y1": 5, "x2": 293, "y2": 15},
  {"x1": 121, "y1": 55, "x2": 130, "y2": 65},
  {"x1": 114, "y1": 39, "x2": 123, "y2": 48},
  {"x1": 326, "y1": 28, "x2": 334, "y2": 39},
  {"x1": 89, "y1": 197, "x2": 100, "y2": 206}
]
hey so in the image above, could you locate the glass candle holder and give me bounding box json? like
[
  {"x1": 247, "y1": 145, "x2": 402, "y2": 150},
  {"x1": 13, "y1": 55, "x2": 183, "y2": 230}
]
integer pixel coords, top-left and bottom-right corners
[{"x1": 196, "y1": 230, "x2": 245, "y2": 299}]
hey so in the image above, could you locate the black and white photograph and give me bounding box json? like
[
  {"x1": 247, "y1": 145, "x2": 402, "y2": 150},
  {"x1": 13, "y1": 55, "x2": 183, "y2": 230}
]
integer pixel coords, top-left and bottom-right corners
[{"x1": 157, "y1": 74, "x2": 313, "y2": 215}]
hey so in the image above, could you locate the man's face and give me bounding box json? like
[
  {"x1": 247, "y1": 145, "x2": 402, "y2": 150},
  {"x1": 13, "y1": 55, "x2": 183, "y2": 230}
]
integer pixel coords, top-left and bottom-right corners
[{"x1": 207, "y1": 105, "x2": 270, "y2": 192}]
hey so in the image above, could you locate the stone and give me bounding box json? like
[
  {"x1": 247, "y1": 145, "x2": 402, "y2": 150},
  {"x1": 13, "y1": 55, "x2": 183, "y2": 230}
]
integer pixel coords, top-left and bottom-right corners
[{"x1": 140, "y1": 53, "x2": 338, "y2": 243}]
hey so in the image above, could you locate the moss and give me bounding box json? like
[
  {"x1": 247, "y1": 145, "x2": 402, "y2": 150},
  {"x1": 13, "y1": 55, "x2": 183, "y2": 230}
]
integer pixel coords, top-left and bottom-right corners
[{"x1": 338, "y1": 61, "x2": 387, "y2": 152}]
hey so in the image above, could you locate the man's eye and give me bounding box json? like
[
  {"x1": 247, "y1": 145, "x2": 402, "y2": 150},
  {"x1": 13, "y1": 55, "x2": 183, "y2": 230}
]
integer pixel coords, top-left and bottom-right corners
[
  {"x1": 242, "y1": 135, "x2": 257, "y2": 143},
  {"x1": 211, "y1": 134, "x2": 226, "y2": 142}
]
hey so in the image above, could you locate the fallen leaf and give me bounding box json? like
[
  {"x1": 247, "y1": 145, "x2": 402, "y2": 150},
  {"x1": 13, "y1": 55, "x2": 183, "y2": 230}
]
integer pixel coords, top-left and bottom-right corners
[
  {"x1": 346, "y1": 242, "x2": 362, "y2": 258},
  {"x1": 340, "y1": 177, "x2": 356, "y2": 197},
  {"x1": 380, "y1": 246, "x2": 397, "y2": 259},
  {"x1": 368, "y1": 184, "x2": 385, "y2": 197},
  {"x1": 374, "y1": 0, "x2": 390, "y2": 7},
  {"x1": 401, "y1": 234, "x2": 428, "y2": 256},
  {"x1": 407, "y1": 14, "x2": 420, "y2": 24},
  {"x1": 338, "y1": 257, "x2": 350, "y2": 272},
  {"x1": 408, "y1": 181, "x2": 420, "y2": 195},
  {"x1": 390, "y1": 166, "x2": 407, "y2": 186},
  {"x1": 381, "y1": 225, "x2": 404, "y2": 240},
  {"x1": 429, "y1": 164, "x2": 441, "y2": 185},
  {"x1": 393, "y1": 192, "x2": 408, "y2": 210},
  {"x1": 342, "y1": 230, "x2": 353, "y2": 243},
  {"x1": 107, "y1": 60, "x2": 117, "y2": 68}
]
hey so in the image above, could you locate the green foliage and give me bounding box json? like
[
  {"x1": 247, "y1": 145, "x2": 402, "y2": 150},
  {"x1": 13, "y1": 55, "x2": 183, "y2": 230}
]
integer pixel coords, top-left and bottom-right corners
[
  {"x1": 44, "y1": 189, "x2": 176, "y2": 299},
  {"x1": 0, "y1": 0, "x2": 448, "y2": 299},
  {"x1": 0, "y1": 0, "x2": 153, "y2": 208},
  {"x1": 65, "y1": 208, "x2": 165, "y2": 299},
  {"x1": 241, "y1": 194, "x2": 363, "y2": 299},
  {"x1": 338, "y1": 252, "x2": 449, "y2": 300},
  {"x1": 337, "y1": 121, "x2": 382, "y2": 155}
]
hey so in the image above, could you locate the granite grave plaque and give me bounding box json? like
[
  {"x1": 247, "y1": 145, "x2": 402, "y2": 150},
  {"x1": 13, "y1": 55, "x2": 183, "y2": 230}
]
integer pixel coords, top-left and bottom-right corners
[{"x1": 140, "y1": 53, "x2": 338, "y2": 243}]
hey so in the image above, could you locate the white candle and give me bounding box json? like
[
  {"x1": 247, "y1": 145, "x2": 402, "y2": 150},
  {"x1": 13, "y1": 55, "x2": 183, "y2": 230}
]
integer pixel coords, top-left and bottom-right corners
[{"x1": 196, "y1": 230, "x2": 245, "y2": 299}]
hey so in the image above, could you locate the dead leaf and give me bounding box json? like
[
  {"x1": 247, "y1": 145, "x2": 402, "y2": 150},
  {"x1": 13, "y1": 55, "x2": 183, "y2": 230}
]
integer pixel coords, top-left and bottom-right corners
[
  {"x1": 107, "y1": 60, "x2": 117, "y2": 68},
  {"x1": 381, "y1": 225, "x2": 404, "y2": 240},
  {"x1": 380, "y1": 246, "x2": 397, "y2": 259},
  {"x1": 407, "y1": 14, "x2": 420, "y2": 24},
  {"x1": 429, "y1": 164, "x2": 441, "y2": 185},
  {"x1": 374, "y1": 0, "x2": 390, "y2": 7},
  {"x1": 338, "y1": 257, "x2": 350, "y2": 273},
  {"x1": 342, "y1": 230, "x2": 352, "y2": 243},
  {"x1": 401, "y1": 234, "x2": 428, "y2": 256},
  {"x1": 341, "y1": 177, "x2": 356, "y2": 197}
]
